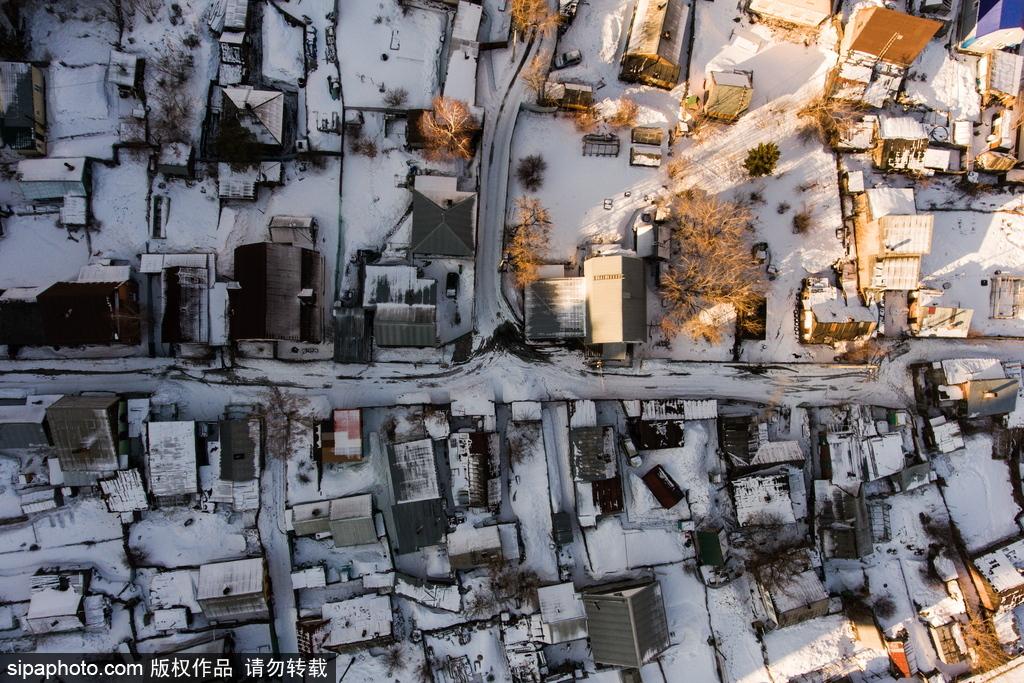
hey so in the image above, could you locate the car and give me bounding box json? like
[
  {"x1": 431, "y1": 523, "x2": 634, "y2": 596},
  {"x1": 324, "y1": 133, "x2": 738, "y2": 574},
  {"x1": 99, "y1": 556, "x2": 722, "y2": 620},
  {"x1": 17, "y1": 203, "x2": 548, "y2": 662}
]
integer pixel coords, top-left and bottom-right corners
[
  {"x1": 552, "y1": 49, "x2": 582, "y2": 70},
  {"x1": 446, "y1": 272, "x2": 459, "y2": 298},
  {"x1": 752, "y1": 242, "x2": 769, "y2": 265}
]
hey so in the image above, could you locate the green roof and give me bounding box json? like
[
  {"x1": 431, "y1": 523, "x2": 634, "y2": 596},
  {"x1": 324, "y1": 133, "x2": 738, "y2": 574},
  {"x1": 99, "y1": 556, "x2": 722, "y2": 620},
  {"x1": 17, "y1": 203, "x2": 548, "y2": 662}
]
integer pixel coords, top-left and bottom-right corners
[
  {"x1": 410, "y1": 190, "x2": 475, "y2": 257},
  {"x1": 696, "y1": 530, "x2": 725, "y2": 566}
]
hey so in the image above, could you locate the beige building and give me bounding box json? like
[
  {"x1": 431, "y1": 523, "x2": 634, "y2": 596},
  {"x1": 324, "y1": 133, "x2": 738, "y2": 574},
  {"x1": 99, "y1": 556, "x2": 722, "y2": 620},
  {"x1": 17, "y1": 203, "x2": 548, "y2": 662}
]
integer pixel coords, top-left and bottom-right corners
[{"x1": 583, "y1": 255, "x2": 647, "y2": 346}]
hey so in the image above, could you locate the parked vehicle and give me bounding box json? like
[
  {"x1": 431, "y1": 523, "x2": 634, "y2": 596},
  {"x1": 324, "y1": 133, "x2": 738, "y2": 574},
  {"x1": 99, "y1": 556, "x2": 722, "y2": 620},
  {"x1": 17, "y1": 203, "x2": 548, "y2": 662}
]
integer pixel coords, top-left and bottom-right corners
[{"x1": 553, "y1": 49, "x2": 582, "y2": 70}]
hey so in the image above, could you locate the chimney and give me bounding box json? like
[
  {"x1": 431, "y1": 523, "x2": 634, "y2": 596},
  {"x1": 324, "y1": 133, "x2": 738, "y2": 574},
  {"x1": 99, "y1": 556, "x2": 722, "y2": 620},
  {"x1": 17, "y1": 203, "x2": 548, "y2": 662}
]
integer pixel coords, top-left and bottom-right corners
[{"x1": 64, "y1": 162, "x2": 75, "y2": 171}]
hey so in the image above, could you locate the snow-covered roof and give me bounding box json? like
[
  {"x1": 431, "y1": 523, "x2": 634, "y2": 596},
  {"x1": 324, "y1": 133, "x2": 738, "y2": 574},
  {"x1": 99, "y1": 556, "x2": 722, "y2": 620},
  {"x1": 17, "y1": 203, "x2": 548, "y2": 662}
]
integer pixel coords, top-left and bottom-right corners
[
  {"x1": 511, "y1": 401, "x2": 542, "y2": 422},
  {"x1": 223, "y1": 0, "x2": 249, "y2": 31},
  {"x1": 770, "y1": 569, "x2": 828, "y2": 614},
  {"x1": 146, "y1": 421, "x2": 198, "y2": 498},
  {"x1": 879, "y1": 116, "x2": 927, "y2": 140},
  {"x1": 390, "y1": 438, "x2": 440, "y2": 503},
  {"x1": 928, "y1": 416, "x2": 965, "y2": 453},
  {"x1": 17, "y1": 157, "x2": 87, "y2": 183},
  {"x1": 748, "y1": 0, "x2": 831, "y2": 26},
  {"x1": 197, "y1": 558, "x2": 265, "y2": 600},
  {"x1": 750, "y1": 441, "x2": 805, "y2": 467},
  {"x1": 138, "y1": 253, "x2": 214, "y2": 274},
  {"x1": 107, "y1": 50, "x2": 139, "y2": 88},
  {"x1": 447, "y1": 523, "x2": 501, "y2": 557},
  {"x1": 223, "y1": 86, "x2": 284, "y2": 145},
  {"x1": 641, "y1": 399, "x2": 718, "y2": 421},
  {"x1": 987, "y1": 49, "x2": 1024, "y2": 95},
  {"x1": 865, "y1": 432, "x2": 904, "y2": 480},
  {"x1": 394, "y1": 574, "x2": 461, "y2": 611},
  {"x1": 99, "y1": 468, "x2": 149, "y2": 512},
  {"x1": 733, "y1": 473, "x2": 797, "y2": 526},
  {"x1": 940, "y1": 358, "x2": 1005, "y2": 384},
  {"x1": 28, "y1": 574, "x2": 84, "y2": 620},
  {"x1": 363, "y1": 265, "x2": 436, "y2": 307},
  {"x1": 525, "y1": 278, "x2": 586, "y2": 341},
  {"x1": 538, "y1": 583, "x2": 586, "y2": 623},
  {"x1": 0, "y1": 286, "x2": 46, "y2": 302},
  {"x1": 78, "y1": 263, "x2": 131, "y2": 283},
  {"x1": 975, "y1": 539, "x2": 1024, "y2": 593},
  {"x1": 153, "y1": 608, "x2": 188, "y2": 631},
  {"x1": 866, "y1": 187, "x2": 916, "y2": 220},
  {"x1": 880, "y1": 215, "x2": 933, "y2": 254},
  {"x1": 872, "y1": 255, "x2": 921, "y2": 291},
  {"x1": 330, "y1": 493, "x2": 373, "y2": 521},
  {"x1": 452, "y1": 1, "x2": 483, "y2": 43},
  {"x1": 60, "y1": 195, "x2": 87, "y2": 226},
  {"x1": 149, "y1": 569, "x2": 199, "y2": 611},
  {"x1": 322, "y1": 594, "x2": 393, "y2": 647},
  {"x1": 291, "y1": 566, "x2": 326, "y2": 590}
]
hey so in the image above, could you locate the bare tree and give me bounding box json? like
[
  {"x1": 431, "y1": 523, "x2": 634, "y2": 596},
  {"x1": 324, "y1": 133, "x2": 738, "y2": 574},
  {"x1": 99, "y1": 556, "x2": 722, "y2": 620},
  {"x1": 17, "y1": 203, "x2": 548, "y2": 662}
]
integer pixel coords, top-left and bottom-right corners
[
  {"x1": 348, "y1": 136, "x2": 379, "y2": 158},
  {"x1": 659, "y1": 191, "x2": 763, "y2": 342},
  {"x1": 384, "y1": 87, "x2": 409, "y2": 108},
  {"x1": 507, "y1": 197, "x2": 552, "y2": 288},
  {"x1": 607, "y1": 97, "x2": 639, "y2": 128},
  {"x1": 255, "y1": 387, "x2": 315, "y2": 460},
  {"x1": 798, "y1": 94, "x2": 862, "y2": 148},
  {"x1": 520, "y1": 55, "x2": 549, "y2": 93},
  {"x1": 150, "y1": 40, "x2": 194, "y2": 88},
  {"x1": 964, "y1": 616, "x2": 1013, "y2": 672},
  {"x1": 149, "y1": 88, "x2": 193, "y2": 144},
  {"x1": 570, "y1": 106, "x2": 599, "y2": 133},
  {"x1": 516, "y1": 154, "x2": 547, "y2": 191},
  {"x1": 417, "y1": 96, "x2": 479, "y2": 160},
  {"x1": 510, "y1": 0, "x2": 561, "y2": 34}
]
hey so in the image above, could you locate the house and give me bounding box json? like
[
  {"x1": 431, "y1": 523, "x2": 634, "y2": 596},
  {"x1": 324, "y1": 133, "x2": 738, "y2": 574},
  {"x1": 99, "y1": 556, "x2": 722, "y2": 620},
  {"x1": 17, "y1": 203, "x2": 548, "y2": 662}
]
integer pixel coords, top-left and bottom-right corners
[
  {"x1": 584, "y1": 254, "x2": 647, "y2": 350},
  {"x1": 571, "y1": 425, "x2": 624, "y2": 522},
  {"x1": 703, "y1": 70, "x2": 754, "y2": 122},
  {"x1": 0, "y1": 286, "x2": 47, "y2": 346},
  {"x1": 292, "y1": 494, "x2": 378, "y2": 547},
  {"x1": 146, "y1": 421, "x2": 198, "y2": 502},
  {"x1": 525, "y1": 278, "x2": 586, "y2": 342},
  {"x1": 196, "y1": 558, "x2": 269, "y2": 623},
  {"x1": 36, "y1": 274, "x2": 140, "y2": 347},
  {"x1": 539, "y1": 80, "x2": 594, "y2": 110},
  {"x1": 0, "y1": 62, "x2": 46, "y2": 155},
  {"x1": 387, "y1": 439, "x2": 447, "y2": 554},
  {"x1": 219, "y1": 86, "x2": 287, "y2": 152},
  {"x1": 935, "y1": 358, "x2": 1019, "y2": 418},
  {"x1": 319, "y1": 409, "x2": 362, "y2": 463},
  {"x1": 107, "y1": 50, "x2": 142, "y2": 97},
  {"x1": 17, "y1": 157, "x2": 89, "y2": 201},
  {"x1": 873, "y1": 117, "x2": 929, "y2": 172},
  {"x1": 158, "y1": 142, "x2": 194, "y2": 177},
  {"x1": 832, "y1": 8, "x2": 940, "y2": 106},
  {"x1": 972, "y1": 538, "x2": 1024, "y2": 607},
  {"x1": 446, "y1": 523, "x2": 503, "y2": 569},
  {"x1": 447, "y1": 432, "x2": 497, "y2": 508},
  {"x1": 0, "y1": 394, "x2": 59, "y2": 450},
  {"x1": 815, "y1": 481, "x2": 873, "y2": 559},
  {"x1": 319, "y1": 594, "x2": 394, "y2": 652},
  {"x1": 620, "y1": 0, "x2": 688, "y2": 89},
  {"x1": 856, "y1": 188, "x2": 933, "y2": 301},
  {"x1": 581, "y1": 580, "x2": 671, "y2": 668},
  {"x1": 959, "y1": 0, "x2": 1024, "y2": 52},
  {"x1": 410, "y1": 175, "x2": 476, "y2": 258},
  {"x1": 748, "y1": 0, "x2": 831, "y2": 27},
  {"x1": 442, "y1": 1, "x2": 482, "y2": 107},
  {"x1": 139, "y1": 253, "x2": 227, "y2": 348},
  {"x1": 223, "y1": 0, "x2": 249, "y2": 31},
  {"x1": 362, "y1": 264, "x2": 437, "y2": 348},
  {"x1": 216, "y1": 418, "x2": 260, "y2": 483},
  {"x1": 800, "y1": 277, "x2": 877, "y2": 345},
  {"x1": 537, "y1": 583, "x2": 588, "y2": 644},
  {"x1": 755, "y1": 569, "x2": 830, "y2": 629},
  {"x1": 22, "y1": 572, "x2": 89, "y2": 635},
  {"x1": 268, "y1": 215, "x2": 317, "y2": 250},
  {"x1": 46, "y1": 395, "x2": 121, "y2": 483},
  {"x1": 229, "y1": 242, "x2": 325, "y2": 343},
  {"x1": 733, "y1": 469, "x2": 804, "y2": 526}
]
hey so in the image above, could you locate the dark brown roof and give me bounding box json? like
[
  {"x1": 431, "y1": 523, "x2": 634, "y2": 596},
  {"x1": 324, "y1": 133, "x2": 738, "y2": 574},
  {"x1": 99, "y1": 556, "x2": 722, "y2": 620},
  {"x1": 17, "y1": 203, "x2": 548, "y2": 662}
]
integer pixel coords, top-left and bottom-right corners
[
  {"x1": 641, "y1": 465, "x2": 684, "y2": 509},
  {"x1": 229, "y1": 242, "x2": 324, "y2": 342},
  {"x1": 37, "y1": 281, "x2": 139, "y2": 346}
]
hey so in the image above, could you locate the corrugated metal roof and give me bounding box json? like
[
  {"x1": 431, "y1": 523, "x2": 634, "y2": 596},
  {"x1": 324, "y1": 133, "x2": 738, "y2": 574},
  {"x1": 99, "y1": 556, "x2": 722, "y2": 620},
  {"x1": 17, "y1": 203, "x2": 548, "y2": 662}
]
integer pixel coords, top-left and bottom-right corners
[
  {"x1": 219, "y1": 418, "x2": 258, "y2": 481},
  {"x1": 46, "y1": 395, "x2": 119, "y2": 473},
  {"x1": 147, "y1": 421, "x2": 198, "y2": 498},
  {"x1": 525, "y1": 278, "x2": 586, "y2": 341},
  {"x1": 391, "y1": 498, "x2": 446, "y2": 554},
  {"x1": 197, "y1": 558, "x2": 264, "y2": 600},
  {"x1": 770, "y1": 569, "x2": 828, "y2": 614},
  {"x1": 880, "y1": 215, "x2": 933, "y2": 254},
  {"x1": 374, "y1": 304, "x2": 436, "y2": 347},
  {"x1": 584, "y1": 255, "x2": 647, "y2": 345},
  {"x1": 389, "y1": 439, "x2": 440, "y2": 503},
  {"x1": 363, "y1": 266, "x2": 436, "y2": 306},
  {"x1": 845, "y1": 8, "x2": 941, "y2": 67}
]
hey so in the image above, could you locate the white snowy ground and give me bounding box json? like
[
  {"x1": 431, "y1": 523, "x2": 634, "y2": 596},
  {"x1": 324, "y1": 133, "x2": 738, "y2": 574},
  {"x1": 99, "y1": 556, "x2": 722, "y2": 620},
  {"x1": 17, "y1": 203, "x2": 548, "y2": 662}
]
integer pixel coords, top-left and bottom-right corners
[
  {"x1": 336, "y1": 0, "x2": 446, "y2": 109},
  {"x1": 424, "y1": 623, "x2": 512, "y2": 682},
  {"x1": 507, "y1": 421, "x2": 559, "y2": 581},
  {"x1": 936, "y1": 433, "x2": 1023, "y2": 553},
  {"x1": 707, "y1": 576, "x2": 771, "y2": 683},
  {"x1": 763, "y1": 613, "x2": 889, "y2": 680},
  {"x1": 128, "y1": 507, "x2": 252, "y2": 568},
  {"x1": 643, "y1": 563, "x2": 720, "y2": 682}
]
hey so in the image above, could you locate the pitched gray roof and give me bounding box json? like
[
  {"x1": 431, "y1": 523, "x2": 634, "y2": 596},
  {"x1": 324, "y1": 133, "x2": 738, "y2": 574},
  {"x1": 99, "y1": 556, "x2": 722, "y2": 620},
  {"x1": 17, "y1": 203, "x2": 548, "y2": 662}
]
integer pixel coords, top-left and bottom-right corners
[
  {"x1": 410, "y1": 190, "x2": 476, "y2": 257},
  {"x1": 525, "y1": 278, "x2": 586, "y2": 341}
]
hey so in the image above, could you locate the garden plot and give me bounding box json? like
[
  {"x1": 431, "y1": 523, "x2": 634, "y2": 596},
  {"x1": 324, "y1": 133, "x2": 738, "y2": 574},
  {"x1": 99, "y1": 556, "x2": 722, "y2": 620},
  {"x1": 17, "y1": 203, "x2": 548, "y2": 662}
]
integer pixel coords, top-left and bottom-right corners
[
  {"x1": 508, "y1": 421, "x2": 559, "y2": 581},
  {"x1": 128, "y1": 508, "x2": 251, "y2": 568},
  {"x1": 424, "y1": 624, "x2": 512, "y2": 683},
  {"x1": 336, "y1": 0, "x2": 446, "y2": 108},
  {"x1": 706, "y1": 576, "x2": 771, "y2": 683},
  {"x1": 936, "y1": 433, "x2": 1022, "y2": 553},
  {"x1": 643, "y1": 563, "x2": 719, "y2": 683}
]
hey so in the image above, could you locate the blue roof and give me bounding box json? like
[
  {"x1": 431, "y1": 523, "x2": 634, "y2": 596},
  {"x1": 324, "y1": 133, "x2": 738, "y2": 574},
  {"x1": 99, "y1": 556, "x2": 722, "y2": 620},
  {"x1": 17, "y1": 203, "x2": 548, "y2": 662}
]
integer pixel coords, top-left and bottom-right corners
[{"x1": 977, "y1": 0, "x2": 1024, "y2": 39}]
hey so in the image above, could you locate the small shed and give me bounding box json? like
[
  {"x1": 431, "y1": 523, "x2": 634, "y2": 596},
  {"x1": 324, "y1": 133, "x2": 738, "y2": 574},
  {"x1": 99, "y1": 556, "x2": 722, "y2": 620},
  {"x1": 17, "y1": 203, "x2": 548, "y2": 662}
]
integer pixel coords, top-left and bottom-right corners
[
  {"x1": 158, "y1": 142, "x2": 194, "y2": 177},
  {"x1": 322, "y1": 594, "x2": 394, "y2": 651},
  {"x1": 446, "y1": 523, "x2": 503, "y2": 569},
  {"x1": 0, "y1": 394, "x2": 58, "y2": 450},
  {"x1": 538, "y1": 583, "x2": 588, "y2": 643},
  {"x1": 540, "y1": 80, "x2": 594, "y2": 110},
  {"x1": 641, "y1": 464, "x2": 684, "y2": 509},
  {"x1": 620, "y1": 0, "x2": 687, "y2": 89},
  {"x1": 46, "y1": 395, "x2": 120, "y2": 477},
  {"x1": 23, "y1": 573, "x2": 87, "y2": 635},
  {"x1": 107, "y1": 50, "x2": 142, "y2": 96},
  {"x1": 703, "y1": 70, "x2": 753, "y2": 122},
  {"x1": 196, "y1": 558, "x2": 269, "y2": 623},
  {"x1": 748, "y1": 0, "x2": 831, "y2": 27}
]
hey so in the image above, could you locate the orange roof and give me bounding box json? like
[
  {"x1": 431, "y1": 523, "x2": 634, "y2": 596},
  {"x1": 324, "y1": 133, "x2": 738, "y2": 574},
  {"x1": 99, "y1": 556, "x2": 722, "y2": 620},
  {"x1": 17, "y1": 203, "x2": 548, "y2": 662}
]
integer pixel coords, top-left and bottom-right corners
[
  {"x1": 846, "y1": 7, "x2": 941, "y2": 66},
  {"x1": 886, "y1": 640, "x2": 912, "y2": 678}
]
